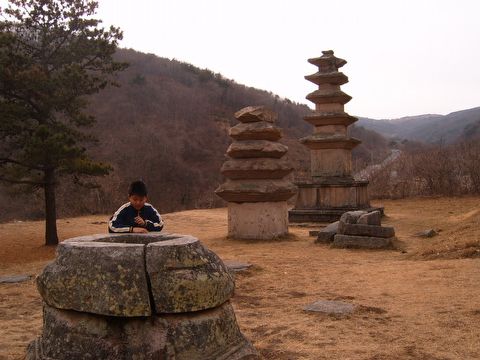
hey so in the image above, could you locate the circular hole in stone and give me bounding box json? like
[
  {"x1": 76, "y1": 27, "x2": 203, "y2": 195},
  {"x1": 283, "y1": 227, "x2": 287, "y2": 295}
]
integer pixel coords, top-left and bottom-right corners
[{"x1": 64, "y1": 233, "x2": 189, "y2": 245}]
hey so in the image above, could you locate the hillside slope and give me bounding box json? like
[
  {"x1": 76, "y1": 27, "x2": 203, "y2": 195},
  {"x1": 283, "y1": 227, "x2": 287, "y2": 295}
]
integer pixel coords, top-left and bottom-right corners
[
  {"x1": 0, "y1": 48, "x2": 391, "y2": 221},
  {"x1": 358, "y1": 107, "x2": 480, "y2": 143}
]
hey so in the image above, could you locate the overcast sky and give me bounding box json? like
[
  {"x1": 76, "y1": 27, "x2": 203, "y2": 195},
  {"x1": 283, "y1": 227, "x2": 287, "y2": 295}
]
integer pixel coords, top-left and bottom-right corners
[{"x1": 25, "y1": 1, "x2": 480, "y2": 119}]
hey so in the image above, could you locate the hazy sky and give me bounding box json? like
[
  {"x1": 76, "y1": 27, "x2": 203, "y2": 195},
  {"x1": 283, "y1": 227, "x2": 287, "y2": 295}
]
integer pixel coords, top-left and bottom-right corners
[{"x1": 6, "y1": 0, "x2": 480, "y2": 119}]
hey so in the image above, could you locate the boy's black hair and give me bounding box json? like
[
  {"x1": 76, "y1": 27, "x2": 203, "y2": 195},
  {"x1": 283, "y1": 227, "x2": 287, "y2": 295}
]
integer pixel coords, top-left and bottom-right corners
[{"x1": 128, "y1": 180, "x2": 147, "y2": 197}]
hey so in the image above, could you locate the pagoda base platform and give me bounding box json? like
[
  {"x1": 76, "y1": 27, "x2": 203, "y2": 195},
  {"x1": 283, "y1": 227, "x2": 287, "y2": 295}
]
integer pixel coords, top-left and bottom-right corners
[
  {"x1": 289, "y1": 179, "x2": 382, "y2": 223},
  {"x1": 228, "y1": 201, "x2": 289, "y2": 239}
]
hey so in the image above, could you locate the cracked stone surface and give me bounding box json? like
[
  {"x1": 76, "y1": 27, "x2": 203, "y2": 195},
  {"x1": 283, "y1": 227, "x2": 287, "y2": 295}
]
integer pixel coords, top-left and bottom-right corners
[{"x1": 37, "y1": 233, "x2": 235, "y2": 316}]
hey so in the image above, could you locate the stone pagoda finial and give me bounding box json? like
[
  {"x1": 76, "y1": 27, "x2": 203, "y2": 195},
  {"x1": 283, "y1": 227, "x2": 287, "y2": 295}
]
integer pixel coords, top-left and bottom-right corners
[{"x1": 215, "y1": 106, "x2": 297, "y2": 239}]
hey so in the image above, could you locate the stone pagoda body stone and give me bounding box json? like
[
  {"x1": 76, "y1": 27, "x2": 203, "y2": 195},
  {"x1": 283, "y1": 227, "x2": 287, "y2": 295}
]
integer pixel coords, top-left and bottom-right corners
[
  {"x1": 215, "y1": 106, "x2": 297, "y2": 239},
  {"x1": 27, "y1": 233, "x2": 258, "y2": 360},
  {"x1": 289, "y1": 50, "x2": 377, "y2": 223}
]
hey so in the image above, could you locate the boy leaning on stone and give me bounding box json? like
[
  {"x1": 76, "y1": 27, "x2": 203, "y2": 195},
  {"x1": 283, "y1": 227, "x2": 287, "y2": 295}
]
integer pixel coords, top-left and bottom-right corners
[{"x1": 108, "y1": 180, "x2": 164, "y2": 233}]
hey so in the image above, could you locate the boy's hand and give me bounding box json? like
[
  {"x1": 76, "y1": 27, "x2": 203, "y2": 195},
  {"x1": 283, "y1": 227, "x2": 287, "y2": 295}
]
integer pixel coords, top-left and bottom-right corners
[
  {"x1": 132, "y1": 227, "x2": 148, "y2": 233},
  {"x1": 134, "y1": 216, "x2": 146, "y2": 226}
]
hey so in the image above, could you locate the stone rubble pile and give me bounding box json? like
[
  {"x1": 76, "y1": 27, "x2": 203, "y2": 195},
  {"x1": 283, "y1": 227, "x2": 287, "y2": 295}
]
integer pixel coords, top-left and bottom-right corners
[
  {"x1": 331, "y1": 210, "x2": 395, "y2": 249},
  {"x1": 27, "y1": 233, "x2": 258, "y2": 360},
  {"x1": 215, "y1": 106, "x2": 296, "y2": 239}
]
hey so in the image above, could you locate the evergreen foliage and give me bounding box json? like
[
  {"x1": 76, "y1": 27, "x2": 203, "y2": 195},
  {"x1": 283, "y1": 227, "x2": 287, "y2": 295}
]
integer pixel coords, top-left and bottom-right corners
[{"x1": 0, "y1": 0, "x2": 127, "y2": 245}]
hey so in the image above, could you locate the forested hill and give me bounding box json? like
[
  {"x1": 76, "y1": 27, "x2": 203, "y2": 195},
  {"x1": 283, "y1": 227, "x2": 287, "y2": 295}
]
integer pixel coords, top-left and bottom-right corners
[{"x1": 0, "y1": 48, "x2": 390, "y2": 221}]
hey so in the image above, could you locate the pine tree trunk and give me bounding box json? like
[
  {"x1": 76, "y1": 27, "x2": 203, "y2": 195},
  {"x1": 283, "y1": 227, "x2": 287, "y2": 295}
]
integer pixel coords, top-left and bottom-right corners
[{"x1": 44, "y1": 168, "x2": 58, "y2": 246}]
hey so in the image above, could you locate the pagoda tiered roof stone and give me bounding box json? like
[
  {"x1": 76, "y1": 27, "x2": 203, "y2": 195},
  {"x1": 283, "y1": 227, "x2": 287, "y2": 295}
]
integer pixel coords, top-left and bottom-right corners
[
  {"x1": 227, "y1": 140, "x2": 288, "y2": 159},
  {"x1": 306, "y1": 90, "x2": 352, "y2": 105},
  {"x1": 229, "y1": 122, "x2": 282, "y2": 141},
  {"x1": 305, "y1": 71, "x2": 348, "y2": 86},
  {"x1": 303, "y1": 113, "x2": 358, "y2": 127},
  {"x1": 300, "y1": 136, "x2": 361, "y2": 150},
  {"x1": 221, "y1": 158, "x2": 293, "y2": 180},
  {"x1": 234, "y1": 105, "x2": 277, "y2": 123},
  {"x1": 216, "y1": 106, "x2": 296, "y2": 204}
]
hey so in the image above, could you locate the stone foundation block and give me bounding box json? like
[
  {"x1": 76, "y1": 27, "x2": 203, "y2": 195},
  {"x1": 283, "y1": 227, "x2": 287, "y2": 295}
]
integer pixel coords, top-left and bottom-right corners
[
  {"x1": 332, "y1": 234, "x2": 394, "y2": 249},
  {"x1": 27, "y1": 302, "x2": 258, "y2": 360},
  {"x1": 228, "y1": 202, "x2": 288, "y2": 239},
  {"x1": 338, "y1": 222, "x2": 395, "y2": 238}
]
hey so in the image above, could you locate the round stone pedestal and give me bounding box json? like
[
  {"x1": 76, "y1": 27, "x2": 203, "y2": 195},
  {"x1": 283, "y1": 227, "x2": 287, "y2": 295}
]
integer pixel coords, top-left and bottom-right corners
[
  {"x1": 27, "y1": 302, "x2": 258, "y2": 360},
  {"x1": 228, "y1": 202, "x2": 288, "y2": 239},
  {"x1": 27, "y1": 233, "x2": 258, "y2": 360}
]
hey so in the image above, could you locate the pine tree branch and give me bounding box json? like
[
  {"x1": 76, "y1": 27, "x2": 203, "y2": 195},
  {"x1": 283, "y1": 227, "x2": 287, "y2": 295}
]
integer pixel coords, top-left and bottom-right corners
[
  {"x1": 0, "y1": 158, "x2": 44, "y2": 170},
  {"x1": 0, "y1": 175, "x2": 44, "y2": 186}
]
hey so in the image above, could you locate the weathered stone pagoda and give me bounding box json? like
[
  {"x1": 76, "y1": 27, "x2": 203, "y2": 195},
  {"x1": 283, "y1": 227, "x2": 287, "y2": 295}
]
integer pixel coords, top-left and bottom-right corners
[
  {"x1": 289, "y1": 50, "x2": 372, "y2": 222},
  {"x1": 215, "y1": 106, "x2": 297, "y2": 239}
]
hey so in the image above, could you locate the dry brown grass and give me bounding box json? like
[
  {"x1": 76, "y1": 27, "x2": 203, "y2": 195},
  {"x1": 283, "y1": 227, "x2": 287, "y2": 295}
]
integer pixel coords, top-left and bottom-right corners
[{"x1": 1, "y1": 197, "x2": 480, "y2": 359}]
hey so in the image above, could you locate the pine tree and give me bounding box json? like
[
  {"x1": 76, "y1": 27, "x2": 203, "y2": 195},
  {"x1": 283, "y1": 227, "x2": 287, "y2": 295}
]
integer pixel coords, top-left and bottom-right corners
[{"x1": 0, "y1": 0, "x2": 127, "y2": 245}]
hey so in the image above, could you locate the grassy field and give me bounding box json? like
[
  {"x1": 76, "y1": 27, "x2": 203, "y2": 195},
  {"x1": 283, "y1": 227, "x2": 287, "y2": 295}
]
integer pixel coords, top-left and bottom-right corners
[{"x1": 1, "y1": 197, "x2": 479, "y2": 359}]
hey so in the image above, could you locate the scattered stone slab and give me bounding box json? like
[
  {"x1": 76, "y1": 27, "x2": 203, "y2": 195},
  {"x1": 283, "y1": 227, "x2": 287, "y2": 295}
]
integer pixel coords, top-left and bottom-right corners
[
  {"x1": 309, "y1": 230, "x2": 320, "y2": 237},
  {"x1": 357, "y1": 210, "x2": 382, "y2": 226},
  {"x1": 304, "y1": 300, "x2": 356, "y2": 315},
  {"x1": 223, "y1": 260, "x2": 253, "y2": 273},
  {"x1": 414, "y1": 229, "x2": 438, "y2": 238},
  {"x1": 338, "y1": 222, "x2": 395, "y2": 238},
  {"x1": 0, "y1": 274, "x2": 31, "y2": 284},
  {"x1": 315, "y1": 221, "x2": 339, "y2": 243},
  {"x1": 332, "y1": 234, "x2": 394, "y2": 249},
  {"x1": 339, "y1": 210, "x2": 367, "y2": 224},
  {"x1": 332, "y1": 210, "x2": 396, "y2": 249}
]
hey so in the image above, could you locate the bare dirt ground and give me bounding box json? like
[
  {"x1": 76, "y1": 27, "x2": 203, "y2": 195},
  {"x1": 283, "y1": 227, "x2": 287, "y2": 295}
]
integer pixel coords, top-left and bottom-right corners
[{"x1": 1, "y1": 196, "x2": 479, "y2": 359}]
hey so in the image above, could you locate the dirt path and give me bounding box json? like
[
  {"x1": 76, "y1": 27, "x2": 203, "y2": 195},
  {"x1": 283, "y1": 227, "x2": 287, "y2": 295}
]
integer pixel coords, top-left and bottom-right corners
[{"x1": 1, "y1": 197, "x2": 479, "y2": 359}]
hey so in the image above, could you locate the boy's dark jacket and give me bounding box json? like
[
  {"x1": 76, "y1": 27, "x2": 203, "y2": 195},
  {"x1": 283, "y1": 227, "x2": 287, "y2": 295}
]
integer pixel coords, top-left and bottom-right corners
[{"x1": 109, "y1": 203, "x2": 164, "y2": 233}]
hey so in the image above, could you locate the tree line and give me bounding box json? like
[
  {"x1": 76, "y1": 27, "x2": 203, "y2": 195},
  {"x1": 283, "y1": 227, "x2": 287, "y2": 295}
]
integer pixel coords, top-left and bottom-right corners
[{"x1": 368, "y1": 138, "x2": 480, "y2": 198}]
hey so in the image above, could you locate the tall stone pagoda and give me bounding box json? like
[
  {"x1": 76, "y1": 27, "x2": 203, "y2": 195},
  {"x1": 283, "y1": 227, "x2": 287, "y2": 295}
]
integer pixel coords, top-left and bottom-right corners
[
  {"x1": 289, "y1": 50, "x2": 373, "y2": 222},
  {"x1": 215, "y1": 106, "x2": 297, "y2": 239}
]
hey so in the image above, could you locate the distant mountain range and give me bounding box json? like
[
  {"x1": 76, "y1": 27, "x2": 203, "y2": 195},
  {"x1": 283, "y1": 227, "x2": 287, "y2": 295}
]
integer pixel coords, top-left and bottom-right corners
[{"x1": 358, "y1": 107, "x2": 480, "y2": 144}]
